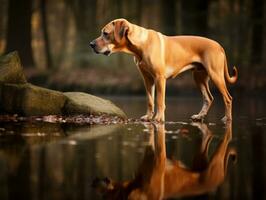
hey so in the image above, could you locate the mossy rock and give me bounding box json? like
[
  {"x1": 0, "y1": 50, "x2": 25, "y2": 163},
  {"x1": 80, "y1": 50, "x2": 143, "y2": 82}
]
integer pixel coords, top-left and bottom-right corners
[
  {"x1": 0, "y1": 83, "x2": 66, "y2": 116},
  {"x1": 0, "y1": 52, "x2": 127, "y2": 119},
  {"x1": 0, "y1": 51, "x2": 27, "y2": 84},
  {"x1": 63, "y1": 92, "x2": 127, "y2": 119}
]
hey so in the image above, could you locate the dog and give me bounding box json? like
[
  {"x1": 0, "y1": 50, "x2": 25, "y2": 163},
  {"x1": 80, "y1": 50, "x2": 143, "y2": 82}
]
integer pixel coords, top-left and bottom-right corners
[
  {"x1": 90, "y1": 18, "x2": 238, "y2": 122},
  {"x1": 92, "y1": 122, "x2": 236, "y2": 199}
]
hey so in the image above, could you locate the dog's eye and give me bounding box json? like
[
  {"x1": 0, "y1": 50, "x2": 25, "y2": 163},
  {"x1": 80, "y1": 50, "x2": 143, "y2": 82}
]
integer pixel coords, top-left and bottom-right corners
[{"x1": 103, "y1": 32, "x2": 109, "y2": 38}]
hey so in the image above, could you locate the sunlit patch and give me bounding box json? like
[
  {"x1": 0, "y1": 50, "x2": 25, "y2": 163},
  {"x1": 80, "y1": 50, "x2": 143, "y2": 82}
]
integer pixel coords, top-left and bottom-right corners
[
  {"x1": 255, "y1": 117, "x2": 266, "y2": 126},
  {"x1": 171, "y1": 135, "x2": 178, "y2": 139},
  {"x1": 122, "y1": 141, "x2": 129, "y2": 146},
  {"x1": 67, "y1": 140, "x2": 77, "y2": 145},
  {"x1": 255, "y1": 117, "x2": 266, "y2": 121},
  {"x1": 208, "y1": 122, "x2": 216, "y2": 126},
  {"x1": 165, "y1": 130, "x2": 173, "y2": 134},
  {"x1": 142, "y1": 128, "x2": 149, "y2": 132},
  {"x1": 176, "y1": 121, "x2": 189, "y2": 125},
  {"x1": 174, "y1": 129, "x2": 181, "y2": 134}
]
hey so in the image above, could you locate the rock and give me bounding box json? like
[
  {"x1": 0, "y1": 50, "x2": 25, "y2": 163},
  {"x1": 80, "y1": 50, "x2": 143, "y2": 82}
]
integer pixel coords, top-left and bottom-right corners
[
  {"x1": 0, "y1": 52, "x2": 127, "y2": 119},
  {"x1": 0, "y1": 83, "x2": 66, "y2": 116},
  {"x1": 63, "y1": 92, "x2": 127, "y2": 119},
  {"x1": 0, "y1": 51, "x2": 27, "y2": 84}
]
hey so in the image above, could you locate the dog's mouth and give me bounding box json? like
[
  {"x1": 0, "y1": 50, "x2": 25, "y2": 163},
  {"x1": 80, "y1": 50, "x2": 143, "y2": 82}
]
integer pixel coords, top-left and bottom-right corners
[
  {"x1": 91, "y1": 48, "x2": 100, "y2": 54},
  {"x1": 90, "y1": 45, "x2": 111, "y2": 56},
  {"x1": 103, "y1": 50, "x2": 111, "y2": 56}
]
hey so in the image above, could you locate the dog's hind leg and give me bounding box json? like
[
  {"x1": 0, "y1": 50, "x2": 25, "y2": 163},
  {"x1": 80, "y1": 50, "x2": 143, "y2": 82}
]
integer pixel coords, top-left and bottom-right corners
[
  {"x1": 213, "y1": 77, "x2": 232, "y2": 122},
  {"x1": 205, "y1": 54, "x2": 233, "y2": 123},
  {"x1": 191, "y1": 69, "x2": 214, "y2": 121}
]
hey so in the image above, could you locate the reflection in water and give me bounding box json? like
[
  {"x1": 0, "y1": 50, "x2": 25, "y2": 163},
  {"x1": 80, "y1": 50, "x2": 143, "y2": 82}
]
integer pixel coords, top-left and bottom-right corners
[
  {"x1": 1, "y1": 95, "x2": 266, "y2": 200},
  {"x1": 92, "y1": 122, "x2": 237, "y2": 200}
]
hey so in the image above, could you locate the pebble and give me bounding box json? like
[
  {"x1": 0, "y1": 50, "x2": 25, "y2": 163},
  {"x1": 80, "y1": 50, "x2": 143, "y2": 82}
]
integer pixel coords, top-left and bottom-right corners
[{"x1": 171, "y1": 135, "x2": 178, "y2": 139}]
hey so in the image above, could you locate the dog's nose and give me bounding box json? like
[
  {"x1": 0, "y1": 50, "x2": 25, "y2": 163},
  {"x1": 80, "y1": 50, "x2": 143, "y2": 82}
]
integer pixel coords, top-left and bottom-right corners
[{"x1": 89, "y1": 41, "x2": 96, "y2": 48}]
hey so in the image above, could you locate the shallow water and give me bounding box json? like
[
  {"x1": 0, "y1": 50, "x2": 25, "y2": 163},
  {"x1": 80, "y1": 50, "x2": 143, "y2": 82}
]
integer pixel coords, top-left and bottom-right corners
[{"x1": 0, "y1": 96, "x2": 265, "y2": 200}]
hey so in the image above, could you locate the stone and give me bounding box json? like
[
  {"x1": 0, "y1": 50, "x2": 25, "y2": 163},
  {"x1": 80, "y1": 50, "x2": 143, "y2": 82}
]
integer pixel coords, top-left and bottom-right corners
[
  {"x1": 0, "y1": 51, "x2": 27, "y2": 84},
  {"x1": 0, "y1": 83, "x2": 66, "y2": 116},
  {"x1": 63, "y1": 92, "x2": 127, "y2": 119}
]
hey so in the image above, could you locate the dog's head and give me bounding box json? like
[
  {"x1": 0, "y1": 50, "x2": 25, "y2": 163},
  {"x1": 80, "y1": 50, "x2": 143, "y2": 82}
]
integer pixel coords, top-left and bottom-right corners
[
  {"x1": 89, "y1": 18, "x2": 130, "y2": 56},
  {"x1": 91, "y1": 177, "x2": 130, "y2": 199}
]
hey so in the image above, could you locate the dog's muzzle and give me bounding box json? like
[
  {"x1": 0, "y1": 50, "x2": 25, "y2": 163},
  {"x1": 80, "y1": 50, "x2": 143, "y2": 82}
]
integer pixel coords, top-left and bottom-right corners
[
  {"x1": 89, "y1": 41, "x2": 111, "y2": 56},
  {"x1": 89, "y1": 41, "x2": 96, "y2": 49},
  {"x1": 89, "y1": 41, "x2": 99, "y2": 54},
  {"x1": 103, "y1": 50, "x2": 111, "y2": 56}
]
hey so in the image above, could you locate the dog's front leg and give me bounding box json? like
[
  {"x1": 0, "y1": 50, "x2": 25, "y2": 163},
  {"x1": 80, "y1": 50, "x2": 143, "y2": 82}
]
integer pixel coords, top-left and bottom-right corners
[
  {"x1": 140, "y1": 70, "x2": 155, "y2": 121},
  {"x1": 154, "y1": 76, "x2": 166, "y2": 122}
]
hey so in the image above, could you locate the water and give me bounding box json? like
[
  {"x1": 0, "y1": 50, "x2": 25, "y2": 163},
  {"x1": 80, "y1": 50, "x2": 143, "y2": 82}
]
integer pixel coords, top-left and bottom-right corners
[{"x1": 0, "y1": 96, "x2": 265, "y2": 200}]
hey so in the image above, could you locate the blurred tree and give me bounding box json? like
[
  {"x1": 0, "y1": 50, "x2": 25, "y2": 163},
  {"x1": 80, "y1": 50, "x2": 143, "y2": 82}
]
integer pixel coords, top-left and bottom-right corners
[
  {"x1": 250, "y1": 0, "x2": 264, "y2": 64},
  {"x1": 180, "y1": 0, "x2": 209, "y2": 36},
  {"x1": 161, "y1": 0, "x2": 177, "y2": 35},
  {"x1": 40, "y1": 0, "x2": 53, "y2": 69},
  {"x1": 5, "y1": 0, "x2": 34, "y2": 67},
  {"x1": 135, "y1": 0, "x2": 143, "y2": 24},
  {"x1": 0, "y1": 0, "x2": 8, "y2": 53},
  {"x1": 54, "y1": 2, "x2": 72, "y2": 69},
  {"x1": 66, "y1": 0, "x2": 97, "y2": 68}
]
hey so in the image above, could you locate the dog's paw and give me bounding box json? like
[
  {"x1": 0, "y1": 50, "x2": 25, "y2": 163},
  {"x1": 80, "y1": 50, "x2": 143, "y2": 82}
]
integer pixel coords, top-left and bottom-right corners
[
  {"x1": 140, "y1": 114, "x2": 153, "y2": 121},
  {"x1": 191, "y1": 114, "x2": 205, "y2": 122},
  {"x1": 221, "y1": 116, "x2": 232, "y2": 124},
  {"x1": 154, "y1": 114, "x2": 165, "y2": 123}
]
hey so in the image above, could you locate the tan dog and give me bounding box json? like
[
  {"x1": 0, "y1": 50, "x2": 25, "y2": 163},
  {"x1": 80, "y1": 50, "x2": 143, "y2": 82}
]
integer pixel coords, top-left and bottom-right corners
[
  {"x1": 90, "y1": 18, "x2": 238, "y2": 122},
  {"x1": 92, "y1": 122, "x2": 236, "y2": 199}
]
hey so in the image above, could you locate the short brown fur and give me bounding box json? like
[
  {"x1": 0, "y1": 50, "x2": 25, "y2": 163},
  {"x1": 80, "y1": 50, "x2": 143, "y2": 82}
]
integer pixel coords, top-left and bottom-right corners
[
  {"x1": 90, "y1": 18, "x2": 238, "y2": 122},
  {"x1": 92, "y1": 122, "x2": 236, "y2": 199}
]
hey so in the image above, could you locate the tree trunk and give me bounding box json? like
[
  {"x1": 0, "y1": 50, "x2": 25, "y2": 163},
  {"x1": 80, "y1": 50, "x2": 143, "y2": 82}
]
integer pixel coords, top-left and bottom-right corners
[
  {"x1": 40, "y1": 0, "x2": 53, "y2": 69},
  {"x1": 250, "y1": 0, "x2": 264, "y2": 64},
  {"x1": 161, "y1": 0, "x2": 177, "y2": 35},
  {"x1": 5, "y1": 0, "x2": 34, "y2": 67},
  {"x1": 67, "y1": 0, "x2": 96, "y2": 68},
  {"x1": 180, "y1": 0, "x2": 209, "y2": 36}
]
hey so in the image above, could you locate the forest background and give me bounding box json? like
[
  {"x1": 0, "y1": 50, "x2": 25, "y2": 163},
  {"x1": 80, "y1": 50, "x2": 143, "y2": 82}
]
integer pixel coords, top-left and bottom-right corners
[{"x1": 0, "y1": 0, "x2": 265, "y2": 96}]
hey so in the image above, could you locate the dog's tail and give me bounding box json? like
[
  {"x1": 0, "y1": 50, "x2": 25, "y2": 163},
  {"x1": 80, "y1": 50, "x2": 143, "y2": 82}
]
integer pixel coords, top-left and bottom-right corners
[{"x1": 224, "y1": 56, "x2": 238, "y2": 84}]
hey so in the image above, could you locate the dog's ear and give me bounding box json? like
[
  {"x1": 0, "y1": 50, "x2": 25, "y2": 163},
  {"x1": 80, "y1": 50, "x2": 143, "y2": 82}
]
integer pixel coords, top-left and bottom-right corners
[
  {"x1": 126, "y1": 22, "x2": 148, "y2": 47},
  {"x1": 91, "y1": 177, "x2": 114, "y2": 194},
  {"x1": 113, "y1": 20, "x2": 129, "y2": 43}
]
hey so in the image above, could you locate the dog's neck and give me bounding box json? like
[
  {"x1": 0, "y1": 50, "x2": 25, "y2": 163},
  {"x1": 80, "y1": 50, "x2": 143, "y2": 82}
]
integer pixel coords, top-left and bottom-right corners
[
  {"x1": 126, "y1": 40, "x2": 143, "y2": 63},
  {"x1": 125, "y1": 24, "x2": 149, "y2": 64}
]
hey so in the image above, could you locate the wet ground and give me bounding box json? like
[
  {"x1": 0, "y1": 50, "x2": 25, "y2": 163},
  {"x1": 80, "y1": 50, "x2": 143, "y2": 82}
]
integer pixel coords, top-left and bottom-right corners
[{"x1": 0, "y1": 96, "x2": 265, "y2": 200}]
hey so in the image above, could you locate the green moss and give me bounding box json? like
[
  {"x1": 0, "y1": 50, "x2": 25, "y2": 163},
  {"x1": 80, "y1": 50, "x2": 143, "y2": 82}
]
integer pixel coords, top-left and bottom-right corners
[
  {"x1": 1, "y1": 83, "x2": 66, "y2": 116},
  {"x1": 0, "y1": 52, "x2": 127, "y2": 118},
  {"x1": 63, "y1": 92, "x2": 127, "y2": 119},
  {"x1": 0, "y1": 51, "x2": 27, "y2": 84}
]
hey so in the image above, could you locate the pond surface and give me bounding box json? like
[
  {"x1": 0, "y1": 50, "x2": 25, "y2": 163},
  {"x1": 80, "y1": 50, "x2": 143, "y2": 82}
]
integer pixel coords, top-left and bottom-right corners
[{"x1": 0, "y1": 96, "x2": 265, "y2": 200}]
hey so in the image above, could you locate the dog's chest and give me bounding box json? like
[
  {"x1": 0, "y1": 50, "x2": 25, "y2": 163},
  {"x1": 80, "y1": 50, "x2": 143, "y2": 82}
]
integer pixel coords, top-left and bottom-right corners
[
  {"x1": 134, "y1": 57, "x2": 154, "y2": 72},
  {"x1": 139, "y1": 61, "x2": 157, "y2": 75}
]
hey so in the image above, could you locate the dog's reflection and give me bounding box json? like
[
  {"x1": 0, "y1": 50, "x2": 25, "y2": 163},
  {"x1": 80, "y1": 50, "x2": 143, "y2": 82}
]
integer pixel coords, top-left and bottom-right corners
[{"x1": 92, "y1": 122, "x2": 236, "y2": 200}]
